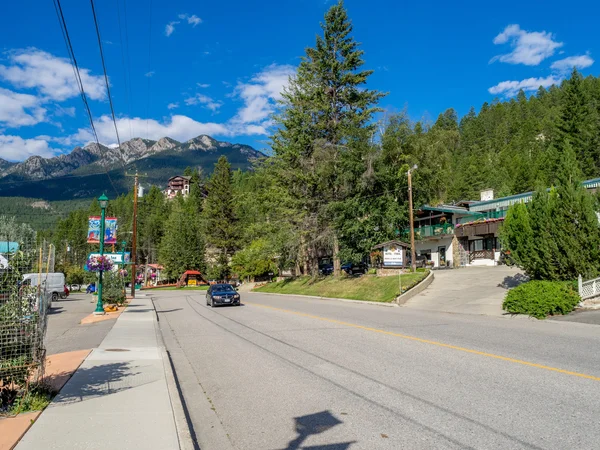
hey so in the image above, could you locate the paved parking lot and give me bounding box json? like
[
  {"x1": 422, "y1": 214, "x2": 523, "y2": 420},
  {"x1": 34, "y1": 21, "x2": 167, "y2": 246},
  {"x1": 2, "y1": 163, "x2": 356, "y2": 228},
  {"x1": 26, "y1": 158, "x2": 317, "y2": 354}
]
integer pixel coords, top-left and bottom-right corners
[
  {"x1": 45, "y1": 293, "x2": 115, "y2": 355},
  {"x1": 403, "y1": 266, "x2": 525, "y2": 316}
]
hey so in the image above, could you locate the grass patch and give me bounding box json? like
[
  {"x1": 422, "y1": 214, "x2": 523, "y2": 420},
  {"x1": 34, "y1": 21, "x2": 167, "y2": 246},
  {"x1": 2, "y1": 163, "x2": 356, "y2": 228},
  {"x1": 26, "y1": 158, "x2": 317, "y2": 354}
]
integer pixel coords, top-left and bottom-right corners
[
  {"x1": 5, "y1": 383, "x2": 56, "y2": 415},
  {"x1": 254, "y1": 272, "x2": 428, "y2": 303},
  {"x1": 142, "y1": 285, "x2": 209, "y2": 291}
]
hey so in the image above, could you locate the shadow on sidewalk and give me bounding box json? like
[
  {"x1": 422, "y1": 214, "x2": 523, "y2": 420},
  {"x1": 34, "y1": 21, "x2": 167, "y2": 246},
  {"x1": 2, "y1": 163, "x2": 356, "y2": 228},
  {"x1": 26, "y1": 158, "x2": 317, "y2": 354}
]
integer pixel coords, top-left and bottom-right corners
[
  {"x1": 44, "y1": 362, "x2": 139, "y2": 405},
  {"x1": 283, "y1": 410, "x2": 356, "y2": 450}
]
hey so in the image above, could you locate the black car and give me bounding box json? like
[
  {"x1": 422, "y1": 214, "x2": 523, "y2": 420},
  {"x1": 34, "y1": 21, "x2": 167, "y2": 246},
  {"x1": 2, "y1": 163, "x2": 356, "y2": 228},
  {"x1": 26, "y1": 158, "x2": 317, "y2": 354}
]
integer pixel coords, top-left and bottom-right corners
[
  {"x1": 206, "y1": 283, "x2": 241, "y2": 307},
  {"x1": 319, "y1": 263, "x2": 334, "y2": 276},
  {"x1": 341, "y1": 262, "x2": 367, "y2": 275}
]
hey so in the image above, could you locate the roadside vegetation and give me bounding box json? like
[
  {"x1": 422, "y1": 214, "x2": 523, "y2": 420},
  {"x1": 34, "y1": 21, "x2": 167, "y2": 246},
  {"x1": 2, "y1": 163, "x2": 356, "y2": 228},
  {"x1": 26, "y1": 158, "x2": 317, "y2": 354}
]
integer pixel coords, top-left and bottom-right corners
[
  {"x1": 503, "y1": 281, "x2": 581, "y2": 319},
  {"x1": 500, "y1": 145, "x2": 597, "y2": 318},
  {"x1": 254, "y1": 271, "x2": 428, "y2": 303}
]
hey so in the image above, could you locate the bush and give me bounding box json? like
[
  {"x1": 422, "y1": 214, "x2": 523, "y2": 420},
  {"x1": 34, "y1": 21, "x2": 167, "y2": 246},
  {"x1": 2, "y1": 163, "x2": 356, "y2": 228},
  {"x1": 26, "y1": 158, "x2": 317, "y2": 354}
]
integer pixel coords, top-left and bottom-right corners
[
  {"x1": 367, "y1": 268, "x2": 377, "y2": 275},
  {"x1": 102, "y1": 270, "x2": 126, "y2": 305},
  {"x1": 502, "y1": 281, "x2": 580, "y2": 319}
]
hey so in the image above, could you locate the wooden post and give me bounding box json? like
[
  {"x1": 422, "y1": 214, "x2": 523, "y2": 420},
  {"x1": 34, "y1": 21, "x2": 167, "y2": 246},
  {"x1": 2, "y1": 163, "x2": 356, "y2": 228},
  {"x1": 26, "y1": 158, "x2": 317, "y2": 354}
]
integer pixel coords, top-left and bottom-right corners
[{"x1": 131, "y1": 171, "x2": 139, "y2": 298}]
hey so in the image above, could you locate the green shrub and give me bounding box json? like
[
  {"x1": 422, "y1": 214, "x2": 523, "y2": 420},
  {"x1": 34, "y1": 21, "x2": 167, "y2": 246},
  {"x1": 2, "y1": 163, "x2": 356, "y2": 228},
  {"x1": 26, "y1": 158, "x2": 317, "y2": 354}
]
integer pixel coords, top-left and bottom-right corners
[
  {"x1": 502, "y1": 280, "x2": 580, "y2": 319},
  {"x1": 367, "y1": 268, "x2": 377, "y2": 275},
  {"x1": 102, "y1": 270, "x2": 126, "y2": 305}
]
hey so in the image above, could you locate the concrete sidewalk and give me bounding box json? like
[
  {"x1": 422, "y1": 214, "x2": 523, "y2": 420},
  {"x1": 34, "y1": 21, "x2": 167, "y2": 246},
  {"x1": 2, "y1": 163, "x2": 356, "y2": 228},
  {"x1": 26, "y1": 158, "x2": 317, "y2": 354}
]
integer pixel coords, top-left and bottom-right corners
[{"x1": 16, "y1": 295, "x2": 190, "y2": 450}]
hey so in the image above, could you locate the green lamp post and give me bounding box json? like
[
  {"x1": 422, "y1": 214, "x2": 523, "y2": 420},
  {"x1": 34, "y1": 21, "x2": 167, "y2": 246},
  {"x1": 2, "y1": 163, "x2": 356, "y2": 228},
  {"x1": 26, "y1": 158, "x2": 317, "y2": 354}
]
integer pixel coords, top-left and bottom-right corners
[{"x1": 94, "y1": 194, "x2": 109, "y2": 315}]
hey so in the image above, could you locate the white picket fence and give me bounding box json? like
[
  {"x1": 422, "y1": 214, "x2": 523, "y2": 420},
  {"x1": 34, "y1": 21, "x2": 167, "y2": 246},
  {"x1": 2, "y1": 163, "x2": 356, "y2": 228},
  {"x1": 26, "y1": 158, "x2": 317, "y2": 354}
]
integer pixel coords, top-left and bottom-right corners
[{"x1": 578, "y1": 274, "x2": 600, "y2": 300}]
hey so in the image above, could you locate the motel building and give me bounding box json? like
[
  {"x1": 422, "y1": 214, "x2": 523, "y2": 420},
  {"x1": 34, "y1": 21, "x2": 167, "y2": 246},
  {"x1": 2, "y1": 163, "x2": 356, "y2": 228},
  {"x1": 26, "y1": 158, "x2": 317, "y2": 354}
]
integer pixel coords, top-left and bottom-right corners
[{"x1": 406, "y1": 177, "x2": 600, "y2": 268}]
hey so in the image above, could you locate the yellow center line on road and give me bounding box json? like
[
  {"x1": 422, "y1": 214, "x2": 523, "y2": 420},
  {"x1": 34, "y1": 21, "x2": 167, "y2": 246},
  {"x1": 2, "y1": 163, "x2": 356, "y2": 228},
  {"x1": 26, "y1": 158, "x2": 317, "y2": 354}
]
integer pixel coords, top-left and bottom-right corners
[{"x1": 245, "y1": 301, "x2": 600, "y2": 382}]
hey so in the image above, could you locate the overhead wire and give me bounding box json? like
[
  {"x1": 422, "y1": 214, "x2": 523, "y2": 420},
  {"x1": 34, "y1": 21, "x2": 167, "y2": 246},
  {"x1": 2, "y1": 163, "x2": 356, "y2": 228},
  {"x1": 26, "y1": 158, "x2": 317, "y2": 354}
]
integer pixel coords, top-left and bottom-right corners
[
  {"x1": 115, "y1": 0, "x2": 134, "y2": 141},
  {"x1": 145, "y1": 0, "x2": 153, "y2": 142},
  {"x1": 51, "y1": 0, "x2": 120, "y2": 197},
  {"x1": 89, "y1": 0, "x2": 126, "y2": 169}
]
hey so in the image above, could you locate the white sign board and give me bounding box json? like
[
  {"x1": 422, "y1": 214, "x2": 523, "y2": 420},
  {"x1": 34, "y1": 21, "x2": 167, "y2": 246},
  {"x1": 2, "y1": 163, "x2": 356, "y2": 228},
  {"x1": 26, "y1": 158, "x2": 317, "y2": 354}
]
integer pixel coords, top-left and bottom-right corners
[
  {"x1": 88, "y1": 252, "x2": 130, "y2": 264},
  {"x1": 383, "y1": 244, "x2": 403, "y2": 267}
]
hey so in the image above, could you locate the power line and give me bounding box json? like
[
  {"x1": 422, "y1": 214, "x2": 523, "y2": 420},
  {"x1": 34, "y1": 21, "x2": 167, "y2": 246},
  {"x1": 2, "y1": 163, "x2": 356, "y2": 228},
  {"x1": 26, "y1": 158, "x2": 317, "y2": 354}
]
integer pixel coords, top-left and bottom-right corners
[
  {"x1": 145, "y1": 0, "x2": 153, "y2": 141},
  {"x1": 51, "y1": 0, "x2": 120, "y2": 197},
  {"x1": 115, "y1": 0, "x2": 133, "y2": 141},
  {"x1": 89, "y1": 0, "x2": 126, "y2": 168}
]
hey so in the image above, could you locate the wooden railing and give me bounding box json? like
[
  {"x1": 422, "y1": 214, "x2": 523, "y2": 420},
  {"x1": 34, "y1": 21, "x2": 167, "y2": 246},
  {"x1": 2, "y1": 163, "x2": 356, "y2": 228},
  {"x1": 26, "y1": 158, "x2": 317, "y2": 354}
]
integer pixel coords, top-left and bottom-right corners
[{"x1": 469, "y1": 250, "x2": 494, "y2": 262}]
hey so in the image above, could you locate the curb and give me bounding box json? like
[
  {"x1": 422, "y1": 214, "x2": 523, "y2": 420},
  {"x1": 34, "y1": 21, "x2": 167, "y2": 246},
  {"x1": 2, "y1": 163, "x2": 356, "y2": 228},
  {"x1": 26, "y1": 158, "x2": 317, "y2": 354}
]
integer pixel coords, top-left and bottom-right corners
[
  {"x1": 396, "y1": 270, "x2": 434, "y2": 305},
  {"x1": 160, "y1": 346, "x2": 196, "y2": 450},
  {"x1": 248, "y1": 291, "x2": 399, "y2": 307},
  {"x1": 151, "y1": 299, "x2": 196, "y2": 450},
  {"x1": 152, "y1": 297, "x2": 235, "y2": 450}
]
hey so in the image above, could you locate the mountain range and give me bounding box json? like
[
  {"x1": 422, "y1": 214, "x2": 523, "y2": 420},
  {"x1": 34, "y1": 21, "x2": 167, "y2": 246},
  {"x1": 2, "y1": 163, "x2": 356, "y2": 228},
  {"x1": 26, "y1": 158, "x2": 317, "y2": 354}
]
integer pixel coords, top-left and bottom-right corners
[{"x1": 0, "y1": 135, "x2": 265, "y2": 201}]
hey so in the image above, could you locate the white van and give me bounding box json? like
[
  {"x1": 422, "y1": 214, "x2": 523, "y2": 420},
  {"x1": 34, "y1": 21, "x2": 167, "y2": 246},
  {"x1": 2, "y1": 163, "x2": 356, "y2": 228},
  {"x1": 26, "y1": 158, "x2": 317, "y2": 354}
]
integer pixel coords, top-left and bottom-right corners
[{"x1": 22, "y1": 272, "x2": 66, "y2": 304}]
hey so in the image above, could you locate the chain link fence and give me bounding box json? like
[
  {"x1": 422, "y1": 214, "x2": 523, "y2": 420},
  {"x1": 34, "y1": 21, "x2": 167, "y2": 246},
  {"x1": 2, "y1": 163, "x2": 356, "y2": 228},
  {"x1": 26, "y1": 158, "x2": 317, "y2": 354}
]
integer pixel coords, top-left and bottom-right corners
[{"x1": 0, "y1": 232, "x2": 54, "y2": 415}]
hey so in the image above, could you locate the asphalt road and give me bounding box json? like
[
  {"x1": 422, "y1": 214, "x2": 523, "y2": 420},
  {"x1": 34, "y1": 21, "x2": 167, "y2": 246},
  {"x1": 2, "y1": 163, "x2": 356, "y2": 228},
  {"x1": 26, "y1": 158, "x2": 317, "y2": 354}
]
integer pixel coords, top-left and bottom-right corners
[
  {"x1": 153, "y1": 291, "x2": 600, "y2": 450},
  {"x1": 45, "y1": 293, "x2": 115, "y2": 355}
]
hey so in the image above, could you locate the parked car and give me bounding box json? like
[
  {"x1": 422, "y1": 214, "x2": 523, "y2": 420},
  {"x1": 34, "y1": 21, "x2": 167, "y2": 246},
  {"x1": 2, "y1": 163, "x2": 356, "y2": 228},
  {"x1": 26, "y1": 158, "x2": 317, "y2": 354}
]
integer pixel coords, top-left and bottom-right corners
[
  {"x1": 319, "y1": 263, "x2": 334, "y2": 275},
  {"x1": 22, "y1": 272, "x2": 66, "y2": 304},
  {"x1": 206, "y1": 283, "x2": 241, "y2": 307},
  {"x1": 341, "y1": 262, "x2": 367, "y2": 275}
]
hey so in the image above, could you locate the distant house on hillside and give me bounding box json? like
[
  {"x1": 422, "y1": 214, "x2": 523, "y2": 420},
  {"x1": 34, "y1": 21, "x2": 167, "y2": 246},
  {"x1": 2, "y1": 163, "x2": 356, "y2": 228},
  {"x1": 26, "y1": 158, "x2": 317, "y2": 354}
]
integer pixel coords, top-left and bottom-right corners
[{"x1": 164, "y1": 175, "x2": 191, "y2": 199}]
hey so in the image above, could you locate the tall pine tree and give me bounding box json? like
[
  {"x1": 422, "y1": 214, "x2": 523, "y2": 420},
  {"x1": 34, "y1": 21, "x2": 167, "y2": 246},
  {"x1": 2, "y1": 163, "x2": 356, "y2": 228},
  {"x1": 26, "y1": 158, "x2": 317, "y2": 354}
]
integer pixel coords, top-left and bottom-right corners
[
  {"x1": 203, "y1": 156, "x2": 239, "y2": 279},
  {"x1": 272, "y1": 0, "x2": 384, "y2": 275}
]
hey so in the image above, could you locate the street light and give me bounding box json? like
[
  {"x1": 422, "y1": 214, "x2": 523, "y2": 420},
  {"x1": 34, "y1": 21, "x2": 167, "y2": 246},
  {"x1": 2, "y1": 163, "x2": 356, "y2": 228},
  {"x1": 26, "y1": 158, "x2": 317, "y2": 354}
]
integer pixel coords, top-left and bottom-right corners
[
  {"x1": 407, "y1": 165, "x2": 418, "y2": 272},
  {"x1": 94, "y1": 194, "x2": 109, "y2": 315}
]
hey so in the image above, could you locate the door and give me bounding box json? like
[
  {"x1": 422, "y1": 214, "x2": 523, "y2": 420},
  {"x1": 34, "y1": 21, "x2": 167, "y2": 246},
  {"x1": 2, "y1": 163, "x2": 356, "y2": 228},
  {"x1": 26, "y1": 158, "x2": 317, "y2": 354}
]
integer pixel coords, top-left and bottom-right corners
[{"x1": 438, "y1": 246, "x2": 446, "y2": 265}]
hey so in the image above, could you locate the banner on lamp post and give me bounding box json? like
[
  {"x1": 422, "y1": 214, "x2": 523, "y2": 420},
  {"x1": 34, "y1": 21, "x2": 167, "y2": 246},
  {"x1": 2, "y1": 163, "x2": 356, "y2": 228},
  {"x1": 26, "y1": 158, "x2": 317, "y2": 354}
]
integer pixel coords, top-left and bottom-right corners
[{"x1": 87, "y1": 216, "x2": 118, "y2": 244}]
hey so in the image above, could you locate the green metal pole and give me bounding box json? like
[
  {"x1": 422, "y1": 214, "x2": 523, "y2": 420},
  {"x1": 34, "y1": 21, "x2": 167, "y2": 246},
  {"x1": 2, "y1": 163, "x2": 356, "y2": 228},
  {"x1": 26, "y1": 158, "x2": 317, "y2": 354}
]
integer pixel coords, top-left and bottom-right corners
[{"x1": 94, "y1": 205, "x2": 107, "y2": 314}]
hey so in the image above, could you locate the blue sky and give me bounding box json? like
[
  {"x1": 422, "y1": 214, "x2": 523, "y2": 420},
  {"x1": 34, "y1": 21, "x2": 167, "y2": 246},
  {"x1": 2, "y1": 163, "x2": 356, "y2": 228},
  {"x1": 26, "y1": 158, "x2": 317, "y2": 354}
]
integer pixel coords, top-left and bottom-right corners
[{"x1": 0, "y1": 0, "x2": 598, "y2": 161}]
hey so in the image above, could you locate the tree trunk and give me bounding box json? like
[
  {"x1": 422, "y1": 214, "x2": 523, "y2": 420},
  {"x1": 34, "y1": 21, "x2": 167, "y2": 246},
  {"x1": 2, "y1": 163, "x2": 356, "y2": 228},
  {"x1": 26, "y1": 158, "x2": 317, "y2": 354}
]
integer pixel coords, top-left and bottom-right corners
[{"x1": 333, "y1": 234, "x2": 341, "y2": 276}]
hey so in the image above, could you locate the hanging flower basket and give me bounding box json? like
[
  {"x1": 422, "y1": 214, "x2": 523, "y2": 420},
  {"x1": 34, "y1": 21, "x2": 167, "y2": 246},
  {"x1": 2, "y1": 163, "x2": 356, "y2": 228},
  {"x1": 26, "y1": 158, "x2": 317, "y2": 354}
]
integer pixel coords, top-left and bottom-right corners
[{"x1": 87, "y1": 255, "x2": 114, "y2": 272}]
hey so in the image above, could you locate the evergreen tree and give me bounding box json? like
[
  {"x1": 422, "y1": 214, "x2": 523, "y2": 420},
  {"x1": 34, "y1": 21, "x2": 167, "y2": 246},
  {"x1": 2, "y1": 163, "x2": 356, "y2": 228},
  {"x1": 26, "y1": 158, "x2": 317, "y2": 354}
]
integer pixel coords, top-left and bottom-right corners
[
  {"x1": 158, "y1": 202, "x2": 205, "y2": 280},
  {"x1": 502, "y1": 143, "x2": 600, "y2": 281},
  {"x1": 203, "y1": 156, "x2": 239, "y2": 279},
  {"x1": 272, "y1": 0, "x2": 385, "y2": 274}
]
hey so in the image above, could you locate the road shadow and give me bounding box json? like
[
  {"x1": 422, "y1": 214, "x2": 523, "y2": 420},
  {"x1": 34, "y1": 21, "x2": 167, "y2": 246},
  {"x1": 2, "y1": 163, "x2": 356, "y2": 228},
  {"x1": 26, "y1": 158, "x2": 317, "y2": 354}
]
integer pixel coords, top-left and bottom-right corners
[
  {"x1": 44, "y1": 361, "x2": 139, "y2": 406},
  {"x1": 47, "y1": 306, "x2": 65, "y2": 315},
  {"x1": 498, "y1": 273, "x2": 529, "y2": 289},
  {"x1": 282, "y1": 410, "x2": 355, "y2": 450},
  {"x1": 155, "y1": 308, "x2": 183, "y2": 313}
]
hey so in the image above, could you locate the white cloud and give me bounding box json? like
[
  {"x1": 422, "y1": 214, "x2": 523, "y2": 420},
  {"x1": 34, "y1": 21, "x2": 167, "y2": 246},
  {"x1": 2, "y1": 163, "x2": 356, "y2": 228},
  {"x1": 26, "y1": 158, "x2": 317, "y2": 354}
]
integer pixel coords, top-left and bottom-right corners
[
  {"x1": 488, "y1": 75, "x2": 561, "y2": 97},
  {"x1": 166, "y1": 14, "x2": 201, "y2": 37},
  {"x1": 178, "y1": 13, "x2": 202, "y2": 26},
  {"x1": 491, "y1": 24, "x2": 563, "y2": 66},
  {"x1": 54, "y1": 105, "x2": 76, "y2": 117},
  {"x1": 0, "y1": 48, "x2": 106, "y2": 101},
  {"x1": 0, "y1": 134, "x2": 58, "y2": 161},
  {"x1": 72, "y1": 115, "x2": 232, "y2": 145},
  {"x1": 233, "y1": 64, "x2": 295, "y2": 124},
  {"x1": 0, "y1": 88, "x2": 46, "y2": 127},
  {"x1": 70, "y1": 113, "x2": 271, "y2": 147},
  {"x1": 184, "y1": 93, "x2": 223, "y2": 111},
  {"x1": 551, "y1": 54, "x2": 594, "y2": 72},
  {"x1": 197, "y1": 83, "x2": 210, "y2": 88},
  {"x1": 167, "y1": 102, "x2": 179, "y2": 110},
  {"x1": 145, "y1": 71, "x2": 155, "y2": 77},
  {"x1": 165, "y1": 21, "x2": 179, "y2": 37}
]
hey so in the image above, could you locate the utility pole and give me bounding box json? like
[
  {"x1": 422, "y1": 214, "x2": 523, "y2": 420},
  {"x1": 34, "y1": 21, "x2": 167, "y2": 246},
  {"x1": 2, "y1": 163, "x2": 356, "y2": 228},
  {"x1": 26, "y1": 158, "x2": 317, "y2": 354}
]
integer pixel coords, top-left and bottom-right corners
[
  {"x1": 408, "y1": 165, "x2": 417, "y2": 272},
  {"x1": 131, "y1": 172, "x2": 139, "y2": 298},
  {"x1": 125, "y1": 170, "x2": 146, "y2": 298}
]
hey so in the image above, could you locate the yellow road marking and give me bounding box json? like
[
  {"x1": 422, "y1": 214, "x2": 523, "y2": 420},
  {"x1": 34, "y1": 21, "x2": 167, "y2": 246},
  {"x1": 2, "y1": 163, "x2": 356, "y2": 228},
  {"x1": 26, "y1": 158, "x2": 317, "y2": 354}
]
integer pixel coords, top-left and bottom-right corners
[{"x1": 245, "y1": 301, "x2": 600, "y2": 382}]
